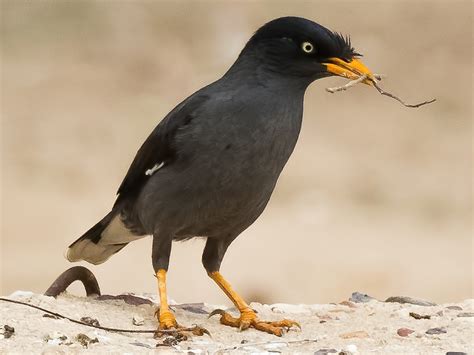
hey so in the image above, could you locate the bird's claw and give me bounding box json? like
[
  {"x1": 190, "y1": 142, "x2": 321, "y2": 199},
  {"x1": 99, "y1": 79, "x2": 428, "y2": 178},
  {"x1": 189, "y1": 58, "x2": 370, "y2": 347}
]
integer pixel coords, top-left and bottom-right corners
[
  {"x1": 155, "y1": 309, "x2": 210, "y2": 338},
  {"x1": 209, "y1": 308, "x2": 300, "y2": 336},
  {"x1": 208, "y1": 308, "x2": 226, "y2": 319},
  {"x1": 190, "y1": 324, "x2": 211, "y2": 337}
]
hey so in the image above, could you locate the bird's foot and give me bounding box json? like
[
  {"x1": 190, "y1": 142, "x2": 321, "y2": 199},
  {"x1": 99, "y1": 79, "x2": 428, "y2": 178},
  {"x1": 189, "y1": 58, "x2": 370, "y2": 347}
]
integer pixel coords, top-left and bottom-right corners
[
  {"x1": 209, "y1": 308, "x2": 300, "y2": 336},
  {"x1": 156, "y1": 309, "x2": 178, "y2": 330},
  {"x1": 154, "y1": 309, "x2": 210, "y2": 339}
]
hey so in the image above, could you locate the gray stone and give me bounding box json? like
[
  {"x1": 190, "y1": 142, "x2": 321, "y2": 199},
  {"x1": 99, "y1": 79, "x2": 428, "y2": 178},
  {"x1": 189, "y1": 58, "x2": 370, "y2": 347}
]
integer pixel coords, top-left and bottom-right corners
[
  {"x1": 132, "y1": 315, "x2": 145, "y2": 326},
  {"x1": 350, "y1": 292, "x2": 376, "y2": 303},
  {"x1": 385, "y1": 296, "x2": 436, "y2": 307},
  {"x1": 172, "y1": 303, "x2": 208, "y2": 315},
  {"x1": 457, "y1": 312, "x2": 474, "y2": 318},
  {"x1": 446, "y1": 306, "x2": 463, "y2": 311},
  {"x1": 314, "y1": 349, "x2": 338, "y2": 355},
  {"x1": 0, "y1": 325, "x2": 15, "y2": 339},
  {"x1": 425, "y1": 327, "x2": 447, "y2": 335},
  {"x1": 130, "y1": 342, "x2": 153, "y2": 349}
]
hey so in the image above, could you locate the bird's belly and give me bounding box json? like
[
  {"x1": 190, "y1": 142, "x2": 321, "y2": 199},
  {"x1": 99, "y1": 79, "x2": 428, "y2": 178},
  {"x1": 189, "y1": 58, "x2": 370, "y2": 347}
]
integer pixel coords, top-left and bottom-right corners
[
  {"x1": 176, "y1": 165, "x2": 277, "y2": 238},
  {"x1": 137, "y1": 152, "x2": 279, "y2": 239}
]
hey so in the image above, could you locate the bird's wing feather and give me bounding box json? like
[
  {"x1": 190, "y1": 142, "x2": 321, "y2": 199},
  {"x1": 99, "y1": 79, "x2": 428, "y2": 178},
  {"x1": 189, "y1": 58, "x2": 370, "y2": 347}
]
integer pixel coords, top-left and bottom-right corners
[{"x1": 115, "y1": 94, "x2": 209, "y2": 201}]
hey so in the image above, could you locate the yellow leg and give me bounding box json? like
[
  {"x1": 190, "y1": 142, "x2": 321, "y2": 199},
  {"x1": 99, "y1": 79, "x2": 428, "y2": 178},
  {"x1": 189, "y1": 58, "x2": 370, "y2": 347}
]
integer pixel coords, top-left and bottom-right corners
[
  {"x1": 156, "y1": 269, "x2": 178, "y2": 329},
  {"x1": 209, "y1": 271, "x2": 300, "y2": 336},
  {"x1": 155, "y1": 269, "x2": 209, "y2": 337}
]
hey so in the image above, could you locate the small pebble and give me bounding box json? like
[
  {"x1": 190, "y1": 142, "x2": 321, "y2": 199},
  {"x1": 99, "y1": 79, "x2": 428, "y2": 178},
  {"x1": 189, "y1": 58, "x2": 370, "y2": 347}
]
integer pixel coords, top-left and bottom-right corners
[
  {"x1": 48, "y1": 331, "x2": 67, "y2": 341},
  {"x1": 409, "y1": 312, "x2": 431, "y2": 320},
  {"x1": 314, "y1": 349, "x2": 338, "y2": 355},
  {"x1": 318, "y1": 314, "x2": 333, "y2": 321},
  {"x1": 350, "y1": 292, "x2": 375, "y2": 303},
  {"x1": 339, "y1": 330, "x2": 369, "y2": 339},
  {"x1": 161, "y1": 336, "x2": 179, "y2": 347},
  {"x1": 97, "y1": 294, "x2": 153, "y2": 305},
  {"x1": 0, "y1": 325, "x2": 15, "y2": 339},
  {"x1": 385, "y1": 296, "x2": 436, "y2": 307},
  {"x1": 80, "y1": 317, "x2": 100, "y2": 327},
  {"x1": 157, "y1": 333, "x2": 187, "y2": 347},
  {"x1": 75, "y1": 333, "x2": 99, "y2": 348},
  {"x1": 446, "y1": 306, "x2": 463, "y2": 311},
  {"x1": 457, "y1": 312, "x2": 474, "y2": 318},
  {"x1": 446, "y1": 352, "x2": 468, "y2": 355},
  {"x1": 44, "y1": 331, "x2": 69, "y2": 346},
  {"x1": 397, "y1": 328, "x2": 414, "y2": 337},
  {"x1": 130, "y1": 342, "x2": 153, "y2": 349},
  {"x1": 339, "y1": 301, "x2": 357, "y2": 308},
  {"x1": 132, "y1": 315, "x2": 145, "y2": 326},
  {"x1": 345, "y1": 344, "x2": 358, "y2": 353},
  {"x1": 425, "y1": 327, "x2": 447, "y2": 335},
  {"x1": 173, "y1": 303, "x2": 208, "y2": 314}
]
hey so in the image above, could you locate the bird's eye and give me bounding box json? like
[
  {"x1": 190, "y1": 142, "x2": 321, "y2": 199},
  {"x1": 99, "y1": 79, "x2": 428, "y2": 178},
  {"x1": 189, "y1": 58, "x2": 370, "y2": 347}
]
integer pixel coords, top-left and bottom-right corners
[{"x1": 301, "y1": 42, "x2": 315, "y2": 54}]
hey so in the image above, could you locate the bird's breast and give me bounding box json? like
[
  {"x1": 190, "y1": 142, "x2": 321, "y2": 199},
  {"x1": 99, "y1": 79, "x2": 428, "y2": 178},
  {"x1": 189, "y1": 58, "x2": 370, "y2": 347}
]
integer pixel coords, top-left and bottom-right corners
[
  {"x1": 175, "y1": 102, "x2": 303, "y2": 215},
  {"x1": 137, "y1": 91, "x2": 304, "y2": 236}
]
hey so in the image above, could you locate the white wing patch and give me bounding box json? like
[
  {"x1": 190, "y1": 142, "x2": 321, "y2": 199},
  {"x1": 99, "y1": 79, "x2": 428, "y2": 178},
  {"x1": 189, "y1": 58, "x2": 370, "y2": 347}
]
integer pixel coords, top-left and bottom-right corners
[{"x1": 145, "y1": 162, "x2": 164, "y2": 176}]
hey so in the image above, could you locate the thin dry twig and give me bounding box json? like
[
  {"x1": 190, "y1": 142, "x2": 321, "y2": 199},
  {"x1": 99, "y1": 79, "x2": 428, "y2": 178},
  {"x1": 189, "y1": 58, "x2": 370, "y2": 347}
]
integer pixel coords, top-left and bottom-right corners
[
  {"x1": 0, "y1": 297, "x2": 204, "y2": 335},
  {"x1": 326, "y1": 73, "x2": 436, "y2": 108},
  {"x1": 372, "y1": 73, "x2": 385, "y2": 81},
  {"x1": 371, "y1": 80, "x2": 436, "y2": 108},
  {"x1": 326, "y1": 74, "x2": 368, "y2": 93}
]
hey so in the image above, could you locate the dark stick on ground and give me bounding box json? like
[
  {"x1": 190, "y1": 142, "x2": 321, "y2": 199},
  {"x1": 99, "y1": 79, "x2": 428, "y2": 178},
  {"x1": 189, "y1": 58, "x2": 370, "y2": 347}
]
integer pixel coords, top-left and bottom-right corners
[
  {"x1": 0, "y1": 297, "x2": 205, "y2": 335},
  {"x1": 2, "y1": 267, "x2": 210, "y2": 336},
  {"x1": 44, "y1": 266, "x2": 101, "y2": 297}
]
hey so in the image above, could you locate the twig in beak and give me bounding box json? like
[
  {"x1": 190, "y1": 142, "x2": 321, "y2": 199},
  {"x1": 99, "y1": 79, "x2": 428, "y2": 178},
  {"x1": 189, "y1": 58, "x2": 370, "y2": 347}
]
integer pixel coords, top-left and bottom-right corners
[
  {"x1": 373, "y1": 73, "x2": 385, "y2": 81},
  {"x1": 326, "y1": 73, "x2": 436, "y2": 108},
  {"x1": 325, "y1": 74, "x2": 368, "y2": 93},
  {"x1": 370, "y1": 79, "x2": 436, "y2": 108}
]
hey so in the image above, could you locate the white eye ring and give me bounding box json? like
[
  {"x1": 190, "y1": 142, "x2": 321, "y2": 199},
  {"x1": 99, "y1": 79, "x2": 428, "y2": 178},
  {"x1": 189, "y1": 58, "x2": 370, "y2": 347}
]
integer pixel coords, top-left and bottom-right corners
[{"x1": 301, "y1": 41, "x2": 314, "y2": 54}]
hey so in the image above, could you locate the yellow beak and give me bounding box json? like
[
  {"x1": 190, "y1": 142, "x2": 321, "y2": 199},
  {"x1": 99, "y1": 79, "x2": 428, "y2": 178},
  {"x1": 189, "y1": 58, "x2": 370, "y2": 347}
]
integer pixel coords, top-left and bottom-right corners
[{"x1": 323, "y1": 58, "x2": 374, "y2": 85}]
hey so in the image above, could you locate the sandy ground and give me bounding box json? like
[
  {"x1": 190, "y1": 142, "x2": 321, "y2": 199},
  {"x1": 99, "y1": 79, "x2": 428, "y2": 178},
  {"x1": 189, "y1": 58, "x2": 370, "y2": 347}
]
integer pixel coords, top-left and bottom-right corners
[{"x1": 0, "y1": 291, "x2": 472, "y2": 354}]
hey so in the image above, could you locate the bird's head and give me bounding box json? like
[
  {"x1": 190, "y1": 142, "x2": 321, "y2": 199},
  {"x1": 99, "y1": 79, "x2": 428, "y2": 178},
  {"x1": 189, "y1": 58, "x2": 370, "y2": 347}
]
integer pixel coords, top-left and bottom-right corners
[{"x1": 236, "y1": 16, "x2": 374, "y2": 85}]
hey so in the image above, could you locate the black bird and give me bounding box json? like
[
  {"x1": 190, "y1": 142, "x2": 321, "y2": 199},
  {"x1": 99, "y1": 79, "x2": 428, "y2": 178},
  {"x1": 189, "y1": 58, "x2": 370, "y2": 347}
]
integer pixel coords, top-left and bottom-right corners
[{"x1": 67, "y1": 16, "x2": 373, "y2": 336}]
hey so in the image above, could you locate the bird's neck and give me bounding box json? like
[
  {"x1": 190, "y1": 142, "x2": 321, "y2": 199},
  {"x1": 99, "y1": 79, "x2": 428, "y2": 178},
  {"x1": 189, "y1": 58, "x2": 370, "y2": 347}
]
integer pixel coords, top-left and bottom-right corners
[{"x1": 223, "y1": 51, "x2": 312, "y2": 94}]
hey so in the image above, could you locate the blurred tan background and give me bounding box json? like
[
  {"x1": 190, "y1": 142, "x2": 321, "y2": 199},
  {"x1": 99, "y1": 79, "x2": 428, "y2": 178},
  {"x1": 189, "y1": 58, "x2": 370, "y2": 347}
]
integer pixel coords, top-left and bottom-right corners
[{"x1": 1, "y1": 1, "x2": 472, "y2": 305}]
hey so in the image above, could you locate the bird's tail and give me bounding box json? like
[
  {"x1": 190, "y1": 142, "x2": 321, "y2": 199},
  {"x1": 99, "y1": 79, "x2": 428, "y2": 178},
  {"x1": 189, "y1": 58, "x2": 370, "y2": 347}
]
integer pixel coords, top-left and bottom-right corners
[{"x1": 65, "y1": 210, "x2": 145, "y2": 265}]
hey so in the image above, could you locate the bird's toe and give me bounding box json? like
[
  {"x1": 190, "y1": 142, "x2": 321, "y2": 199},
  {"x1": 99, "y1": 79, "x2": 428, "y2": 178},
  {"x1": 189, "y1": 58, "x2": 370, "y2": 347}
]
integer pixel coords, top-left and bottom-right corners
[
  {"x1": 266, "y1": 319, "x2": 301, "y2": 330},
  {"x1": 156, "y1": 309, "x2": 179, "y2": 330},
  {"x1": 209, "y1": 308, "x2": 300, "y2": 336}
]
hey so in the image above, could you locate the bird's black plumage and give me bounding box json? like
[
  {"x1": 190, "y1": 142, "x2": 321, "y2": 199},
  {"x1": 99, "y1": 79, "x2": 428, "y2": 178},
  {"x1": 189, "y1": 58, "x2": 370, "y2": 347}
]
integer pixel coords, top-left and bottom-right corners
[
  {"x1": 116, "y1": 94, "x2": 209, "y2": 201},
  {"x1": 66, "y1": 16, "x2": 364, "y2": 275},
  {"x1": 66, "y1": 15, "x2": 373, "y2": 336},
  {"x1": 245, "y1": 16, "x2": 359, "y2": 61}
]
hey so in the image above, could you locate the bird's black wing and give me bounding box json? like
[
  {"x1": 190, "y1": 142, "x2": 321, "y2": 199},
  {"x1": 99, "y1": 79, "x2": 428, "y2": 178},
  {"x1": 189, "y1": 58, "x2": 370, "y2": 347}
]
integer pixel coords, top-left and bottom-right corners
[{"x1": 115, "y1": 94, "x2": 209, "y2": 204}]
